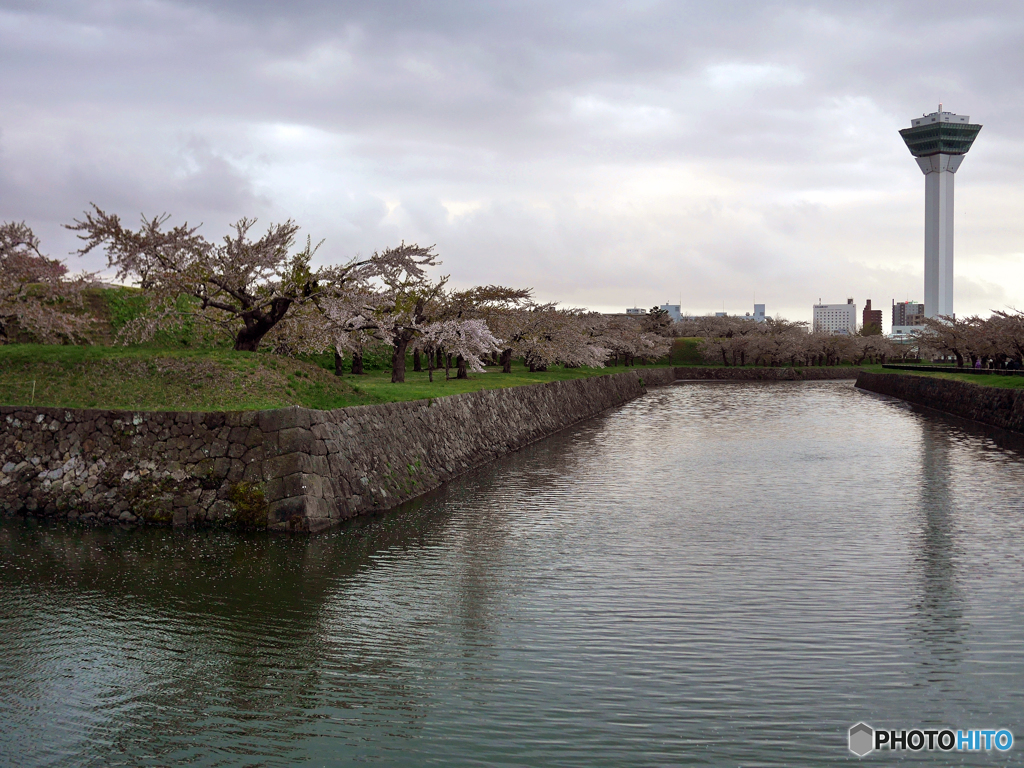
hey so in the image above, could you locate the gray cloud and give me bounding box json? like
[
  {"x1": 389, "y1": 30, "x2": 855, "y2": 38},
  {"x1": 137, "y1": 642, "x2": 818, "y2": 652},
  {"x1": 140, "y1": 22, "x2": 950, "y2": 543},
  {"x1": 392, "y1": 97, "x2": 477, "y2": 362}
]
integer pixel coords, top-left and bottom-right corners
[{"x1": 2, "y1": 0, "x2": 1023, "y2": 324}]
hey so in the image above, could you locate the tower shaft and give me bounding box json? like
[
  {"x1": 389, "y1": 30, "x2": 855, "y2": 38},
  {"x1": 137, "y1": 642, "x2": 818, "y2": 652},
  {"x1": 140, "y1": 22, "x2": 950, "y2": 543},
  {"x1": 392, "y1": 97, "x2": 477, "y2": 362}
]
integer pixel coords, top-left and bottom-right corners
[{"x1": 919, "y1": 153, "x2": 962, "y2": 319}]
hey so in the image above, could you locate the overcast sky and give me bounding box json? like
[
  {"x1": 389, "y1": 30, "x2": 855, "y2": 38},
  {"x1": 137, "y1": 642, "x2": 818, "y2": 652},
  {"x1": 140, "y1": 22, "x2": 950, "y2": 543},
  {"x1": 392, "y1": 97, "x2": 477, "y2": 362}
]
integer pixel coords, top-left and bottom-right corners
[{"x1": 3, "y1": 1, "x2": 1023, "y2": 328}]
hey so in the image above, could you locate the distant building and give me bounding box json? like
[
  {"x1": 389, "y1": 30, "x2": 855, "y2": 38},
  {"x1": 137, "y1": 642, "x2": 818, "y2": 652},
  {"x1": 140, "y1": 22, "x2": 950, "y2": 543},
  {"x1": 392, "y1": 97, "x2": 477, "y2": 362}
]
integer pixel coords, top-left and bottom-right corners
[
  {"x1": 813, "y1": 298, "x2": 857, "y2": 335},
  {"x1": 890, "y1": 325, "x2": 923, "y2": 342},
  {"x1": 892, "y1": 300, "x2": 925, "y2": 327},
  {"x1": 626, "y1": 307, "x2": 646, "y2": 315},
  {"x1": 734, "y1": 304, "x2": 767, "y2": 323},
  {"x1": 862, "y1": 299, "x2": 883, "y2": 334},
  {"x1": 660, "y1": 304, "x2": 682, "y2": 322},
  {"x1": 665, "y1": 304, "x2": 766, "y2": 323}
]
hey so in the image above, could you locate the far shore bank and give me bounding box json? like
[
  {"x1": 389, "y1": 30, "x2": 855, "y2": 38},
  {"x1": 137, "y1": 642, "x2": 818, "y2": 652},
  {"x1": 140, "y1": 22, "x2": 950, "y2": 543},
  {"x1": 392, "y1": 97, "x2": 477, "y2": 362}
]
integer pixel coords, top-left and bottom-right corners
[{"x1": 857, "y1": 370, "x2": 1024, "y2": 435}]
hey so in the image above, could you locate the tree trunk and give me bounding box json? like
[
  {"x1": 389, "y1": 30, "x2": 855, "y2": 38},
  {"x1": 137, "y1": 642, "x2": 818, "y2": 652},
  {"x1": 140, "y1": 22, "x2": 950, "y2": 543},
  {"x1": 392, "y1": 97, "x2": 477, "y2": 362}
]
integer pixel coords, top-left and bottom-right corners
[
  {"x1": 233, "y1": 298, "x2": 292, "y2": 352},
  {"x1": 234, "y1": 337, "x2": 259, "y2": 352},
  {"x1": 413, "y1": 349, "x2": 422, "y2": 372},
  {"x1": 456, "y1": 355, "x2": 468, "y2": 379},
  {"x1": 334, "y1": 350, "x2": 344, "y2": 376},
  {"x1": 391, "y1": 338, "x2": 409, "y2": 383},
  {"x1": 501, "y1": 349, "x2": 513, "y2": 373},
  {"x1": 352, "y1": 352, "x2": 364, "y2": 375}
]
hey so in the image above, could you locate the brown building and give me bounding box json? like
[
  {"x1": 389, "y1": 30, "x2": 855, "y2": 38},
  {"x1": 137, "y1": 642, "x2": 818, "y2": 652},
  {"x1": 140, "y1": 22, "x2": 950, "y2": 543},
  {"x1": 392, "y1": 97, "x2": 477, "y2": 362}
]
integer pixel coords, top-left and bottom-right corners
[{"x1": 862, "y1": 299, "x2": 883, "y2": 335}]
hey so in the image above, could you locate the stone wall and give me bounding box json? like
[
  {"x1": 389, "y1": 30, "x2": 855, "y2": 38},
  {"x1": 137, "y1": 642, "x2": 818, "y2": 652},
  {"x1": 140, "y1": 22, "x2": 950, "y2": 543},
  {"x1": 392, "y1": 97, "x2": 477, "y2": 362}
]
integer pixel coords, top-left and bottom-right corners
[
  {"x1": 1, "y1": 408, "x2": 269, "y2": 527},
  {"x1": 856, "y1": 372, "x2": 1024, "y2": 434},
  {"x1": 1, "y1": 365, "x2": 864, "y2": 532},
  {"x1": 673, "y1": 366, "x2": 861, "y2": 380},
  {"x1": 1, "y1": 369, "x2": 665, "y2": 532}
]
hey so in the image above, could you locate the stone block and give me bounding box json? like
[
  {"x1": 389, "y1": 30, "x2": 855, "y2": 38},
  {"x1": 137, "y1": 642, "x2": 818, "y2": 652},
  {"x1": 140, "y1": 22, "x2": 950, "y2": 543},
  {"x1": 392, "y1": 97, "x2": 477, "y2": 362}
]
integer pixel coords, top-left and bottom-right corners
[
  {"x1": 267, "y1": 495, "x2": 306, "y2": 525},
  {"x1": 277, "y1": 427, "x2": 313, "y2": 454},
  {"x1": 263, "y1": 452, "x2": 311, "y2": 480},
  {"x1": 258, "y1": 407, "x2": 311, "y2": 433},
  {"x1": 306, "y1": 455, "x2": 330, "y2": 477},
  {"x1": 213, "y1": 457, "x2": 232, "y2": 479},
  {"x1": 207, "y1": 499, "x2": 233, "y2": 521},
  {"x1": 307, "y1": 496, "x2": 331, "y2": 520},
  {"x1": 242, "y1": 460, "x2": 263, "y2": 483}
]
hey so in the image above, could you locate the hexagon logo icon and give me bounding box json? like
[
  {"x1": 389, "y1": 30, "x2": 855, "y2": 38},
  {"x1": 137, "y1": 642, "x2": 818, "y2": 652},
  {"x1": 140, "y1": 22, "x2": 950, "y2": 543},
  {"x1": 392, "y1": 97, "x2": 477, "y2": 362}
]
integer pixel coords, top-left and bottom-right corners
[{"x1": 849, "y1": 722, "x2": 874, "y2": 757}]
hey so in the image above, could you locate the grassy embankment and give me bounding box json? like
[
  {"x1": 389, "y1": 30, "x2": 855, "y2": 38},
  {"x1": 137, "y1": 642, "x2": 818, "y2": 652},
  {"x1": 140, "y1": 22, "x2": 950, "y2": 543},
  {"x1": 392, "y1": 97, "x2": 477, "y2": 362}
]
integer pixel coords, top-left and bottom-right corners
[
  {"x1": 0, "y1": 288, "x2": 700, "y2": 411},
  {"x1": 860, "y1": 363, "x2": 1024, "y2": 390},
  {"x1": 670, "y1": 337, "x2": 704, "y2": 366},
  {"x1": 0, "y1": 345, "x2": 681, "y2": 412}
]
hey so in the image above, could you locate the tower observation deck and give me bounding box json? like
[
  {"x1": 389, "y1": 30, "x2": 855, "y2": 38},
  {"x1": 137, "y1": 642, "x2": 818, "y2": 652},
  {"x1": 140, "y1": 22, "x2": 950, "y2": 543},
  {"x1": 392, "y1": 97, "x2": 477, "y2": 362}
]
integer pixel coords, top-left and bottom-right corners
[{"x1": 899, "y1": 105, "x2": 981, "y2": 319}]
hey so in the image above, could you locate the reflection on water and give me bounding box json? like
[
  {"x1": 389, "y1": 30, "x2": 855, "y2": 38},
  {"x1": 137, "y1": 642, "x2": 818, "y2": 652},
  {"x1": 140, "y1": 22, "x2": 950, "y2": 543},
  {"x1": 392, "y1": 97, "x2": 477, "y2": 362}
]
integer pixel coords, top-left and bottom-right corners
[
  {"x1": 912, "y1": 428, "x2": 965, "y2": 671},
  {"x1": 2, "y1": 381, "x2": 1024, "y2": 766}
]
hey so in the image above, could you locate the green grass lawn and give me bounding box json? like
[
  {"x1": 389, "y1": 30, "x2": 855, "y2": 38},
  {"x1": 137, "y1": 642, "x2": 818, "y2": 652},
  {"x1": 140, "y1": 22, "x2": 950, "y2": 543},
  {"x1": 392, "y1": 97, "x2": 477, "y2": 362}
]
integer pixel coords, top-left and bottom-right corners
[
  {"x1": 670, "y1": 337, "x2": 704, "y2": 366},
  {"x1": 862, "y1": 364, "x2": 1024, "y2": 390},
  {"x1": 0, "y1": 345, "x2": 671, "y2": 412}
]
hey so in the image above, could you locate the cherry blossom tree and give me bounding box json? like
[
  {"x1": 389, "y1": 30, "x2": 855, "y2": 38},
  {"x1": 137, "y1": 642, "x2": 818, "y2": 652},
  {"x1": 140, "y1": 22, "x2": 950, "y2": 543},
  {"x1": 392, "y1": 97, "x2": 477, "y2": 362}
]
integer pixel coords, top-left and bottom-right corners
[
  {"x1": 491, "y1": 305, "x2": 608, "y2": 371},
  {"x1": 0, "y1": 221, "x2": 91, "y2": 344},
  {"x1": 300, "y1": 242, "x2": 445, "y2": 382},
  {"x1": 418, "y1": 318, "x2": 501, "y2": 381},
  {"x1": 603, "y1": 315, "x2": 671, "y2": 366},
  {"x1": 431, "y1": 285, "x2": 532, "y2": 378},
  {"x1": 990, "y1": 310, "x2": 1024, "y2": 364},
  {"x1": 914, "y1": 316, "x2": 982, "y2": 367},
  {"x1": 68, "y1": 205, "x2": 376, "y2": 352}
]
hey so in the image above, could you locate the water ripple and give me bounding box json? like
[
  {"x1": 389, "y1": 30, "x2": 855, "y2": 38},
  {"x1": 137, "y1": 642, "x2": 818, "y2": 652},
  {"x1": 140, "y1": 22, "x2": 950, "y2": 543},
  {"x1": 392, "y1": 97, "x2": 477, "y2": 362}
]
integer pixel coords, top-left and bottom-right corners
[{"x1": 2, "y1": 381, "x2": 1024, "y2": 766}]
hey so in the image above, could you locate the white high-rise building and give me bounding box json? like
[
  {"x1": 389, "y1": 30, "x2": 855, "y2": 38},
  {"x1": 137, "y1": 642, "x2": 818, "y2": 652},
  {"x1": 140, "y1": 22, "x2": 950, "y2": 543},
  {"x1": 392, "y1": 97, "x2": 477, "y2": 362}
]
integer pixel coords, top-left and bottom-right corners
[
  {"x1": 899, "y1": 106, "x2": 982, "y2": 319},
  {"x1": 813, "y1": 299, "x2": 857, "y2": 335}
]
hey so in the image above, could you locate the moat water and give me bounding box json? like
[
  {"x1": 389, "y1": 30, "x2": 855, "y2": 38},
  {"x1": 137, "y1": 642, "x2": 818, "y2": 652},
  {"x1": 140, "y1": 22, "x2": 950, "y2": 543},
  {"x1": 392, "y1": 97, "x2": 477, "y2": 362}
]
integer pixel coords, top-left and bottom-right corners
[{"x1": 2, "y1": 381, "x2": 1024, "y2": 766}]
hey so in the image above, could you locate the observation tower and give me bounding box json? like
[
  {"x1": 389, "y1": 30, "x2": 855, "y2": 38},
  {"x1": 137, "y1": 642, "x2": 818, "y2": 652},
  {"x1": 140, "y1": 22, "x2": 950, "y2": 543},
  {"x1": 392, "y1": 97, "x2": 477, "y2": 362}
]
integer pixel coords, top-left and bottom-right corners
[{"x1": 899, "y1": 105, "x2": 981, "y2": 319}]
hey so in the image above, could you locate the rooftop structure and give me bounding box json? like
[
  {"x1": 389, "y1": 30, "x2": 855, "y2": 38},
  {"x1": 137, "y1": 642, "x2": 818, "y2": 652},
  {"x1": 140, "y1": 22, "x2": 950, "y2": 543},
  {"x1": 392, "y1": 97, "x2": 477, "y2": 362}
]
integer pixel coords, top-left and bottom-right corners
[{"x1": 899, "y1": 105, "x2": 982, "y2": 319}]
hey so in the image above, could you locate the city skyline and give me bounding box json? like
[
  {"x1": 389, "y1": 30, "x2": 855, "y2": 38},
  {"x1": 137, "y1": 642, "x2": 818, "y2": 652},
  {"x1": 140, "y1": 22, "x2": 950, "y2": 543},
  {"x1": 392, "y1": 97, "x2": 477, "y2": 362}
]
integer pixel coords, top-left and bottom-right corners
[{"x1": 3, "y1": 2, "x2": 1024, "y2": 330}]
